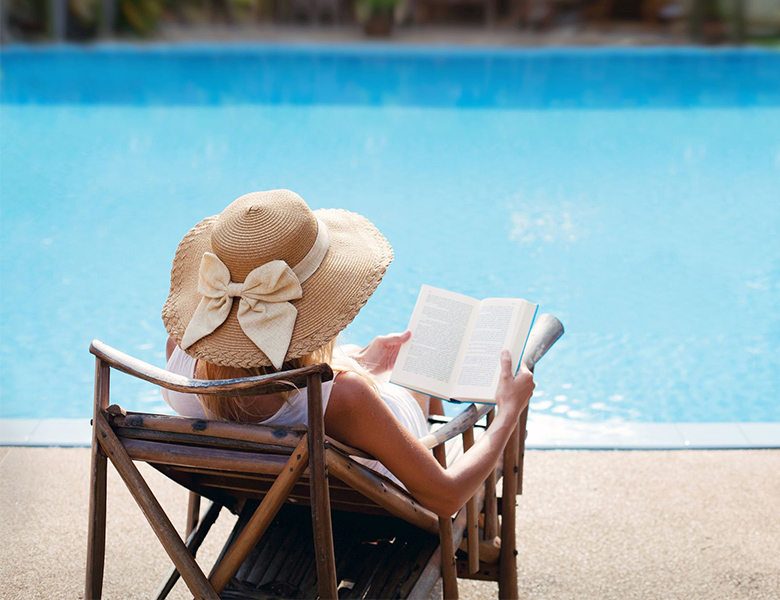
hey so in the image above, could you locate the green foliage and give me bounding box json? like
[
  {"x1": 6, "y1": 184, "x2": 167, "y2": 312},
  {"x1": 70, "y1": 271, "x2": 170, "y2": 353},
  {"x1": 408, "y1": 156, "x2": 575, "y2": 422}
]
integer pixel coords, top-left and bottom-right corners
[
  {"x1": 119, "y1": 0, "x2": 162, "y2": 35},
  {"x1": 356, "y1": 0, "x2": 399, "y2": 14},
  {"x1": 68, "y1": 0, "x2": 101, "y2": 25},
  {"x1": 750, "y1": 36, "x2": 780, "y2": 48},
  {"x1": 699, "y1": 0, "x2": 722, "y2": 21}
]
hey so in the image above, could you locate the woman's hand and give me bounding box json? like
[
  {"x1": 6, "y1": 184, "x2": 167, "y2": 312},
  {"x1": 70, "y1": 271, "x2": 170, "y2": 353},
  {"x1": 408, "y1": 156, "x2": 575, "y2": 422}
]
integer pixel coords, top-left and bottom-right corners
[
  {"x1": 495, "y1": 350, "x2": 535, "y2": 418},
  {"x1": 352, "y1": 330, "x2": 411, "y2": 378}
]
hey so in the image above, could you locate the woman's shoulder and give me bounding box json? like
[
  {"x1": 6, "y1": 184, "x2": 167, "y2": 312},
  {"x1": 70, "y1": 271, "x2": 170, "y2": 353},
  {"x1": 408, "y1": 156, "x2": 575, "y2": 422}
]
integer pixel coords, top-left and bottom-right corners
[
  {"x1": 331, "y1": 370, "x2": 376, "y2": 395},
  {"x1": 329, "y1": 371, "x2": 381, "y2": 413}
]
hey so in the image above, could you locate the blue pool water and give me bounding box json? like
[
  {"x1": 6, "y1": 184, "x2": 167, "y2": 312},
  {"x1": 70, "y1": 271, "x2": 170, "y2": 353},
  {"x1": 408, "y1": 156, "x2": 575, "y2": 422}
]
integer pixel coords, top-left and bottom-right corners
[{"x1": 1, "y1": 45, "x2": 779, "y2": 423}]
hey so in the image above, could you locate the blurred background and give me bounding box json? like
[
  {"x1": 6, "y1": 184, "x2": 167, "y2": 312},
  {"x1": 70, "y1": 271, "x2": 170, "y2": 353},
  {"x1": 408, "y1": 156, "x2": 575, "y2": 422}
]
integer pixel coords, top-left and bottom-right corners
[{"x1": 2, "y1": 0, "x2": 778, "y2": 45}]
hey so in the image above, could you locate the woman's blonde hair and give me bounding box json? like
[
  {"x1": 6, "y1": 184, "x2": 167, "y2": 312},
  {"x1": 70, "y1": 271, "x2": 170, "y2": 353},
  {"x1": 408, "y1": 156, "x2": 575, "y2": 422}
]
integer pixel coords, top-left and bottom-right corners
[{"x1": 196, "y1": 339, "x2": 374, "y2": 422}]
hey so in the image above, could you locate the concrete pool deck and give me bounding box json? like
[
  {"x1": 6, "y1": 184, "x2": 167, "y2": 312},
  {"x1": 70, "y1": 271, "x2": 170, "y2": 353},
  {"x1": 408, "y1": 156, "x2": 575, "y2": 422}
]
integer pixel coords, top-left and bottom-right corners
[{"x1": 1, "y1": 447, "x2": 778, "y2": 599}]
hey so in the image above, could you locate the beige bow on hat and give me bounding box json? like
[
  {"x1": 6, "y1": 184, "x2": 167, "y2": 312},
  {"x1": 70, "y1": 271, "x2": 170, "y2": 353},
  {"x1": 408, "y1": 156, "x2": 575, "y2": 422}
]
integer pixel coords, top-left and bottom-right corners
[{"x1": 180, "y1": 253, "x2": 303, "y2": 369}]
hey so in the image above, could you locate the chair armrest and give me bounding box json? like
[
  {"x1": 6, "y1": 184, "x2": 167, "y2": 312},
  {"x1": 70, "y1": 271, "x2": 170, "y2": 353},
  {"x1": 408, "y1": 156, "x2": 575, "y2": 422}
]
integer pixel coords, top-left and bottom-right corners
[
  {"x1": 325, "y1": 436, "x2": 374, "y2": 459},
  {"x1": 419, "y1": 404, "x2": 494, "y2": 450},
  {"x1": 521, "y1": 313, "x2": 564, "y2": 373},
  {"x1": 89, "y1": 339, "x2": 333, "y2": 396}
]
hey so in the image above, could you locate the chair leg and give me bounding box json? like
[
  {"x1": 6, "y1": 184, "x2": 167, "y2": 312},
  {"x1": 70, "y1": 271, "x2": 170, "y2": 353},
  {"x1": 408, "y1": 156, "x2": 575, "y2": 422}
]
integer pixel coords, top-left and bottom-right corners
[
  {"x1": 186, "y1": 492, "x2": 201, "y2": 536},
  {"x1": 484, "y1": 409, "x2": 499, "y2": 541},
  {"x1": 433, "y1": 444, "x2": 459, "y2": 600},
  {"x1": 85, "y1": 439, "x2": 107, "y2": 600},
  {"x1": 499, "y1": 424, "x2": 520, "y2": 600},
  {"x1": 307, "y1": 373, "x2": 339, "y2": 600},
  {"x1": 155, "y1": 501, "x2": 222, "y2": 600},
  {"x1": 85, "y1": 358, "x2": 110, "y2": 600},
  {"x1": 516, "y1": 407, "x2": 529, "y2": 495},
  {"x1": 462, "y1": 428, "x2": 480, "y2": 574}
]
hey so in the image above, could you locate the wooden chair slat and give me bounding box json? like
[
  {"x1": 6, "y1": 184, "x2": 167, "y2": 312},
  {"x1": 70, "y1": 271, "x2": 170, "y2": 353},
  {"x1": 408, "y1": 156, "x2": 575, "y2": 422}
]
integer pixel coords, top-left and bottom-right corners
[
  {"x1": 151, "y1": 465, "x2": 376, "y2": 498},
  {"x1": 122, "y1": 437, "x2": 291, "y2": 476},
  {"x1": 221, "y1": 505, "x2": 438, "y2": 600},
  {"x1": 111, "y1": 410, "x2": 305, "y2": 448},
  {"x1": 458, "y1": 535, "x2": 501, "y2": 565},
  {"x1": 114, "y1": 426, "x2": 296, "y2": 455},
  {"x1": 191, "y1": 480, "x2": 394, "y2": 514},
  {"x1": 240, "y1": 506, "x2": 288, "y2": 586}
]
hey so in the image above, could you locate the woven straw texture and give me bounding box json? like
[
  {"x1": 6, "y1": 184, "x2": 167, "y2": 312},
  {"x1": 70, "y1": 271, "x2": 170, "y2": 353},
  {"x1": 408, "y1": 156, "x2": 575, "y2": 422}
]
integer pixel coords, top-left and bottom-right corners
[{"x1": 162, "y1": 191, "x2": 393, "y2": 368}]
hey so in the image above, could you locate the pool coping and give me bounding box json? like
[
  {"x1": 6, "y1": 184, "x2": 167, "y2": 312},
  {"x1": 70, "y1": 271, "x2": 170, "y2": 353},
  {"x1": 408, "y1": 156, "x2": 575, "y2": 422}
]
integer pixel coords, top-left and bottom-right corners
[{"x1": 1, "y1": 417, "x2": 777, "y2": 450}]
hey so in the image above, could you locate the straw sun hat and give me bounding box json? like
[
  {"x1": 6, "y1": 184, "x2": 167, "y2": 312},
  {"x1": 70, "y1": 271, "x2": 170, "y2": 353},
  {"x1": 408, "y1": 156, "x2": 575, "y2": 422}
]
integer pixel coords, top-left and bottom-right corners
[{"x1": 162, "y1": 190, "x2": 393, "y2": 369}]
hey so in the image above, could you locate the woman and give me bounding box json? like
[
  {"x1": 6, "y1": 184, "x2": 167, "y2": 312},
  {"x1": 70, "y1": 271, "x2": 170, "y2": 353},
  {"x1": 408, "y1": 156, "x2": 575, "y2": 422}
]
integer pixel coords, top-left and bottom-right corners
[{"x1": 161, "y1": 190, "x2": 534, "y2": 518}]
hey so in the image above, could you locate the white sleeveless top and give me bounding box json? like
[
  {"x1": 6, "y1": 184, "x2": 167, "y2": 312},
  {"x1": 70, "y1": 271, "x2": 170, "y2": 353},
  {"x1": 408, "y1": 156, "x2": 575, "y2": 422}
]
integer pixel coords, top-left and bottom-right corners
[{"x1": 161, "y1": 345, "x2": 428, "y2": 485}]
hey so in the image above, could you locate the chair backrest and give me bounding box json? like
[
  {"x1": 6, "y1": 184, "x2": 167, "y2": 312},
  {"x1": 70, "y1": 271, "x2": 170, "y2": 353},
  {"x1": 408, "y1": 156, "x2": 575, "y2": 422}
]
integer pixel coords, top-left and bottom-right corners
[
  {"x1": 87, "y1": 340, "x2": 347, "y2": 599},
  {"x1": 86, "y1": 341, "x2": 445, "y2": 600},
  {"x1": 105, "y1": 404, "x2": 437, "y2": 519}
]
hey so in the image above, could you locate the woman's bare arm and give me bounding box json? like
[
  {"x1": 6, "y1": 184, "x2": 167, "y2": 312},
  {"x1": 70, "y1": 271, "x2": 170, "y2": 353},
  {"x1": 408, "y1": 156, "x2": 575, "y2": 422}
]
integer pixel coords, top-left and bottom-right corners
[{"x1": 324, "y1": 350, "x2": 534, "y2": 518}]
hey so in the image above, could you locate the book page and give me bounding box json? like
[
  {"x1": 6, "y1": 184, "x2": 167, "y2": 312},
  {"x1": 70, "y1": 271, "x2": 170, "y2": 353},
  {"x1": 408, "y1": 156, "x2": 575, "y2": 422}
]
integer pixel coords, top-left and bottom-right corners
[
  {"x1": 452, "y1": 299, "x2": 521, "y2": 402},
  {"x1": 391, "y1": 285, "x2": 479, "y2": 398}
]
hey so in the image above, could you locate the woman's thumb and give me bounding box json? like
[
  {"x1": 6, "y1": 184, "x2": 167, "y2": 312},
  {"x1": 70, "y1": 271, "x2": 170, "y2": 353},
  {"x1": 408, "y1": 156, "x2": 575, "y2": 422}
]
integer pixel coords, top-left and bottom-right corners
[{"x1": 500, "y1": 350, "x2": 512, "y2": 377}]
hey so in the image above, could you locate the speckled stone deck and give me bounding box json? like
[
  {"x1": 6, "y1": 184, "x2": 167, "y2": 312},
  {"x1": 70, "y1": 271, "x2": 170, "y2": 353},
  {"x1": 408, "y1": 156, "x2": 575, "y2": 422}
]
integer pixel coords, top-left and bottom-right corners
[{"x1": 1, "y1": 448, "x2": 778, "y2": 599}]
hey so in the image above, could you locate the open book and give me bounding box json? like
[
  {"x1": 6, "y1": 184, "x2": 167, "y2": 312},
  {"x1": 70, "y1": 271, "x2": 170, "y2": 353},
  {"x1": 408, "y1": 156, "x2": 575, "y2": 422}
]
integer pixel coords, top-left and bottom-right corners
[{"x1": 390, "y1": 285, "x2": 538, "y2": 404}]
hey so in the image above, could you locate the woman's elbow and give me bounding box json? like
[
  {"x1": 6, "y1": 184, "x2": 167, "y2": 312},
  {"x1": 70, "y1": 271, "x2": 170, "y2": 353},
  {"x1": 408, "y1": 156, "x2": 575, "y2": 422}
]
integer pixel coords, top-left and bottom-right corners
[
  {"x1": 416, "y1": 487, "x2": 466, "y2": 519},
  {"x1": 432, "y1": 500, "x2": 461, "y2": 519}
]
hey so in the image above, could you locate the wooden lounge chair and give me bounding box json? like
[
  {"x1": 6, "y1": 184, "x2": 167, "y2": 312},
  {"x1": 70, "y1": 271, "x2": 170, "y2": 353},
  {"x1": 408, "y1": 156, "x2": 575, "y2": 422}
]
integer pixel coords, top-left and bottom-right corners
[{"x1": 85, "y1": 314, "x2": 563, "y2": 600}]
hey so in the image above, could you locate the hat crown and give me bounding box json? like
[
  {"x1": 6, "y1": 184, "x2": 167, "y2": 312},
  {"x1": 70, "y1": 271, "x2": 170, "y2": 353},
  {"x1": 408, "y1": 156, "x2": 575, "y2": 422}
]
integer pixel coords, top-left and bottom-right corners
[{"x1": 211, "y1": 190, "x2": 318, "y2": 283}]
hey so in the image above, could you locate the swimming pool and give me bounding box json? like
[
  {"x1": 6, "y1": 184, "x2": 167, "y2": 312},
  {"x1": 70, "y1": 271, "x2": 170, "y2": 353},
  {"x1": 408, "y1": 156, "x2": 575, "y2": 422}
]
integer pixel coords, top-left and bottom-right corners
[{"x1": 1, "y1": 44, "x2": 779, "y2": 428}]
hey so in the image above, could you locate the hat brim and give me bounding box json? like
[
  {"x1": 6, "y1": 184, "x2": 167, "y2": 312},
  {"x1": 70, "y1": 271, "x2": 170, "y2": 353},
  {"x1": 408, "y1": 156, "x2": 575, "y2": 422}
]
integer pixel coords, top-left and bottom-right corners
[{"x1": 162, "y1": 208, "x2": 393, "y2": 368}]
